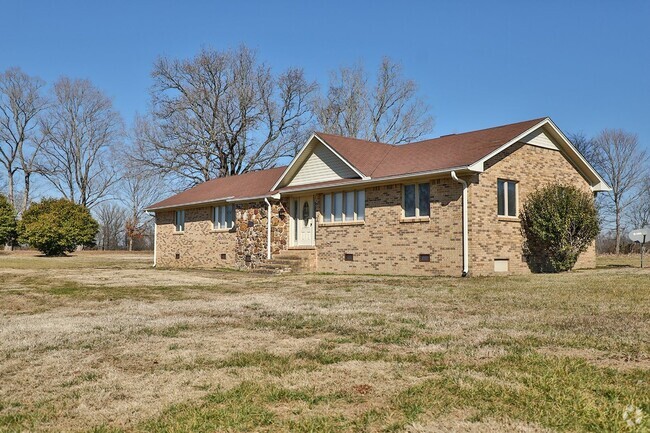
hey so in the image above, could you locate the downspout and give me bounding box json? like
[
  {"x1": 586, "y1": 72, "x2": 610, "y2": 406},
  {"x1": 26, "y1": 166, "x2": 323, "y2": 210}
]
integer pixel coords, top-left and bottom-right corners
[
  {"x1": 264, "y1": 198, "x2": 272, "y2": 260},
  {"x1": 147, "y1": 211, "x2": 157, "y2": 268},
  {"x1": 451, "y1": 171, "x2": 468, "y2": 277}
]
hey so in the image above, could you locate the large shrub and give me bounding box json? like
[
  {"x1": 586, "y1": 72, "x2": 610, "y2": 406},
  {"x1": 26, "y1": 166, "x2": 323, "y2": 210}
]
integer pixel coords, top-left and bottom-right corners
[
  {"x1": 0, "y1": 195, "x2": 17, "y2": 245},
  {"x1": 520, "y1": 184, "x2": 599, "y2": 273},
  {"x1": 19, "y1": 198, "x2": 99, "y2": 256}
]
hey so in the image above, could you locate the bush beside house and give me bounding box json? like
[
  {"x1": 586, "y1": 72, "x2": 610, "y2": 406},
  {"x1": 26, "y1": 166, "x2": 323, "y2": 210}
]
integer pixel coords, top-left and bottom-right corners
[{"x1": 520, "y1": 184, "x2": 599, "y2": 273}]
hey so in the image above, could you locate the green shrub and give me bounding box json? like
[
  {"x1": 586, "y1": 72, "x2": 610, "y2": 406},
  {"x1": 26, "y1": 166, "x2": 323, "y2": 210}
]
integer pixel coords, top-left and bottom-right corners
[
  {"x1": 0, "y1": 194, "x2": 17, "y2": 245},
  {"x1": 18, "y1": 198, "x2": 99, "y2": 256},
  {"x1": 520, "y1": 184, "x2": 599, "y2": 273}
]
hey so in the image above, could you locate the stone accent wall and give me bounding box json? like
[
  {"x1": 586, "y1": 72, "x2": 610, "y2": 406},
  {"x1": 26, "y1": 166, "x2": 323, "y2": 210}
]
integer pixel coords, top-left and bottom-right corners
[
  {"x1": 467, "y1": 142, "x2": 597, "y2": 275},
  {"x1": 314, "y1": 179, "x2": 464, "y2": 276},
  {"x1": 155, "y1": 201, "x2": 288, "y2": 269},
  {"x1": 235, "y1": 201, "x2": 289, "y2": 268}
]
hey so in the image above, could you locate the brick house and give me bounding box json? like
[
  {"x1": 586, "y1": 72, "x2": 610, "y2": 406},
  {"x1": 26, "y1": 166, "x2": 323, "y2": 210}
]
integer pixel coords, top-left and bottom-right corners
[{"x1": 146, "y1": 117, "x2": 610, "y2": 276}]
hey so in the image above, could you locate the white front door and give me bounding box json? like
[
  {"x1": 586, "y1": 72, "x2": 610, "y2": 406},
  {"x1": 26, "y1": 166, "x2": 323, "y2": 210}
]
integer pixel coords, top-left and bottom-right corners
[{"x1": 292, "y1": 196, "x2": 314, "y2": 246}]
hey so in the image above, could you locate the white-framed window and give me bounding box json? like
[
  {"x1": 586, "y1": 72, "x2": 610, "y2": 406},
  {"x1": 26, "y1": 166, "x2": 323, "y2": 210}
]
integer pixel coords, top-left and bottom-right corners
[
  {"x1": 321, "y1": 190, "x2": 365, "y2": 223},
  {"x1": 174, "y1": 210, "x2": 185, "y2": 232},
  {"x1": 497, "y1": 179, "x2": 518, "y2": 217},
  {"x1": 403, "y1": 182, "x2": 430, "y2": 218},
  {"x1": 212, "y1": 204, "x2": 235, "y2": 230}
]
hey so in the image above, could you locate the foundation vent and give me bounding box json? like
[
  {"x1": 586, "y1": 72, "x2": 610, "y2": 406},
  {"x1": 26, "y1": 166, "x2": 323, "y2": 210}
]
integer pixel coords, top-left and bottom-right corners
[{"x1": 494, "y1": 258, "x2": 509, "y2": 272}]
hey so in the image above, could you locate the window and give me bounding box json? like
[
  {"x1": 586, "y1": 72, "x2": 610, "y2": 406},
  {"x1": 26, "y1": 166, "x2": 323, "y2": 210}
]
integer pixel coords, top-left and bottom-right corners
[
  {"x1": 212, "y1": 204, "x2": 235, "y2": 230},
  {"x1": 321, "y1": 190, "x2": 365, "y2": 223},
  {"x1": 403, "y1": 182, "x2": 430, "y2": 218},
  {"x1": 174, "y1": 210, "x2": 185, "y2": 232},
  {"x1": 497, "y1": 179, "x2": 518, "y2": 217}
]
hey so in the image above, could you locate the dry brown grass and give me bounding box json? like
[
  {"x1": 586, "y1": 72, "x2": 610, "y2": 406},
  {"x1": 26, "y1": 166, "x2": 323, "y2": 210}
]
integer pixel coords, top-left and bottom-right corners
[{"x1": 0, "y1": 252, "x2": 648, "y2": 432}]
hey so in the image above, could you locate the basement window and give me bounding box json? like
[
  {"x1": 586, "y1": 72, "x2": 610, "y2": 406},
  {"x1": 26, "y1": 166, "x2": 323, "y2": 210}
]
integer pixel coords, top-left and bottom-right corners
[
  {"x1": 344, "y1": 253, "x2": 354, "y2": 261},
  {"x1": 419, "y1": 254, "x2": 431, "y2": 262},
  {"x1": 220, "y1": 253, "x2": 227, "y2": 260}
]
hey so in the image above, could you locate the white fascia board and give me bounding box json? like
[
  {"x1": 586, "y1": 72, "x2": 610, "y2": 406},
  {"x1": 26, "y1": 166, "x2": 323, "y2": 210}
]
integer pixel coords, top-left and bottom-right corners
[
  {"x1": 270, "y1": 133, "x2": 369, "y2": 191},
  {"x1": 145, "y1": 196, "x2": 236, "y2": 212},
  {"x1": 543, "y1": 118, "x2": 612, "y2": 191},
  {"x1": 468, "y1": 117, "x2": 612, "y2": 192},
  {"x1": 468, "y1": 118, "x2": 550, "y2": 172},
  {"x1": 312, "y1": 134, "x2": 369, "y2": 180},
  {"x1": 270, "y1": 133, "x2": 317, "y2": 191},
  {"x1": 279, "y1": 166, "x2": 475, "y2": 194}
]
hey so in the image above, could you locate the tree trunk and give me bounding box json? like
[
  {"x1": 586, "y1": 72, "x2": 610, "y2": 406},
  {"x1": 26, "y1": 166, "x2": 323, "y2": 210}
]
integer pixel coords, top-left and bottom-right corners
[
  {"x1": 7, "y1": 170, "x2": 14, "y2": 208},
  {"x1": 128, "y1": 236, "x2": 133, "y2": 252},
  {"x1": 22, "y1": 172, "x2": 30, "y2": 213},
  {"x1": 615, "y1": 205, "x2": 621, "y2": 255}
]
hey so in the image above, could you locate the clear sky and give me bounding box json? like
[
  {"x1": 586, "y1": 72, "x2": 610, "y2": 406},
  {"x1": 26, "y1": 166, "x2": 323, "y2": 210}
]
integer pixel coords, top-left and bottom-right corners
[{"x1": 1, "y1": 0, "x2": 649, "y2": 150}]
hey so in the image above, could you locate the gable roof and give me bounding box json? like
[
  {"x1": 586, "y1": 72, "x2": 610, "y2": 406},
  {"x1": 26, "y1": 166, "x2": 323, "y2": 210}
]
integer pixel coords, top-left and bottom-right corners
[{"x1": 147, "y1": 117, "x2": 611, "y2": 211}]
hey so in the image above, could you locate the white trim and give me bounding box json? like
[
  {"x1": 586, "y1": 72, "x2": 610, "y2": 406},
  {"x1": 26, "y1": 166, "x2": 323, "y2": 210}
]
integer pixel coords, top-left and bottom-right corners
[
  {"x1": 451, "y1": 171, "x2": 469, "y2": 277},
  {"x1": 264, "y1": 198, "x2": 272, "y2": 260},
  {"x1": 281, "y1": 166, "x2": 476, "y2": 195},
  {"x1": 146, "y1": 196, "x2": 235, "y2": 212},
  {"x1": 468, "y1": 118, "x2": 611, "y2": 192},
  {"x1": 153, "y1": 215, "x2": 157, "y2": 267},
  {"x1": 468, "y1": 119, "x2": 549, "y2": 172},
  {"x1": 271, "y1": 133, "x2": 368, "y2": 191}
]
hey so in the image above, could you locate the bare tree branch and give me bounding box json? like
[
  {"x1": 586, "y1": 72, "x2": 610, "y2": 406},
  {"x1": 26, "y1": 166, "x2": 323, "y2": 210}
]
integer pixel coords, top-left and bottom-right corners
[
  {"x1": 40, "y1": 77, "x2": 123, "y2": 208},
  {"x1": 0, "y1": 67, "x2": 48, "y2": 211},
  {"x1": 314, "y1": 57, "x2": 434, "y2": 144},
  {"x1": 591, "y1": 129, "x2": 648, "y2": 254},
  {"x1": 132, "y1": 46, "x2": 317, "y2": 188}
]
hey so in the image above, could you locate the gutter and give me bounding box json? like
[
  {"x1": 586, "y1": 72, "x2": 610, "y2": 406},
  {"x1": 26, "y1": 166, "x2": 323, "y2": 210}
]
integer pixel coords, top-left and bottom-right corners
[
  {"x1": 451, "y1": 171, "x2": 469, "y2": 277},
  {"x1": 278, "y1": 165, "x2": 476, "y2": 195}
]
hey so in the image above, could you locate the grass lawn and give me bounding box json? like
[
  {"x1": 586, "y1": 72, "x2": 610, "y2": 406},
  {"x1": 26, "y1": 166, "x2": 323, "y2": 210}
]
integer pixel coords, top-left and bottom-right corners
[{"x1": 0, "y1": 252, "x2": 648, "y2": 432}]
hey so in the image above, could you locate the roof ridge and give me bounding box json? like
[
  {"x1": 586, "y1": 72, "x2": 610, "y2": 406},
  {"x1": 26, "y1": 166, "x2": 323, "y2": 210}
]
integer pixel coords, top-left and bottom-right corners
[
  {"x1": 404, "y1": 117, "x2": 548, "y2": 146},
  {"x1": 315, "y1": 131, "x2": 396, "y2": 147}
]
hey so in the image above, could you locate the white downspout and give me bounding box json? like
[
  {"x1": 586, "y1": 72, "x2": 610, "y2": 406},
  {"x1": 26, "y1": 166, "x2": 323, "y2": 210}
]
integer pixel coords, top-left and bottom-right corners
[
  {"x1": 451, "y1": 171, "x2": 468, "y2": 277},
  {"x1": 149, "y1": 211, "x2": 157, "y2": 267},
  {"x1": 264, "y1": 198, "x2": 272, "y2": 260}
]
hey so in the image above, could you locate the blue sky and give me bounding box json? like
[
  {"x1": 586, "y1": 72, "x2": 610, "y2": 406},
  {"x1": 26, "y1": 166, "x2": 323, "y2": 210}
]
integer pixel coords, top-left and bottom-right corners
[{"x1": 1, "y1": 0, "x2": 649, "y2": 150}]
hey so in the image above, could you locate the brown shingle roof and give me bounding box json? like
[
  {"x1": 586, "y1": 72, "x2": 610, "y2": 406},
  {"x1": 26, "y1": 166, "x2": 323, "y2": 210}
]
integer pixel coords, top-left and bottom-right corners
[
  {"x1": 373, "y1": 117, "x2": 546, "y2": 177},
  {"x1": 148, "y1": 118, "x2": 548, "y2": 210},
  {"x1": 147, "y1": 166, "x2": 287, "y2": 210}
]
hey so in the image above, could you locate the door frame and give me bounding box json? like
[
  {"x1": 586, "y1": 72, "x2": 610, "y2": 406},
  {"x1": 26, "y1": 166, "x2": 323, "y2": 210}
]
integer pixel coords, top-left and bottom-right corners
[{"x1": 290, "y1": 195, "x2": 315, "y2": 247}]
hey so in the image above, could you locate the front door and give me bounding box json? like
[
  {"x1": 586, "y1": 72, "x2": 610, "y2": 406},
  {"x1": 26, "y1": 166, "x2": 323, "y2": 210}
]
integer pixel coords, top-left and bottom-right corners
[{"x1": 292, "y1": 196, "x2": 314, "y2": 247}]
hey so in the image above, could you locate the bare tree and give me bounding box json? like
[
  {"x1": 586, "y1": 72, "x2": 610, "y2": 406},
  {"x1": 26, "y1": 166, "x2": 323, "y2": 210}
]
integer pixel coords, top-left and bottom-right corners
[
  {"x1": 567, "y1": 131, "x2": 597, "y2": 166},
  {"x1": 119, "y1": 166, "x2": 162, "y2": 251},
  {"x1": 133, "y1": 46, "x2": 317, "y2": 187},
  {"x1": 315, "y1": 57, "x2": 434, "y2": 144},
  {"x1": 592, "y1": 129, "x2": 648, "y2": 254},
  {"x1": 0, "y1": 68, "x2": 48, "y2": 210},
  {"x1": 628, "y1": 177, "x2": 650, "y2": 229},
  {"x1": 95, "y1": 203, "x2": 126, "y2": 250},
  {"x1": 40, "y1": 77, "x2": 123, "y2": 208}
]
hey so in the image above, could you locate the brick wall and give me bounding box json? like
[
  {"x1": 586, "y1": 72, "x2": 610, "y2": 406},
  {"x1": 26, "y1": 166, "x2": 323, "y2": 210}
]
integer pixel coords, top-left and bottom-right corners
[
  {"x1": 467, "y1": 142, "x2": 597, "y2": 275},
  {"x1": 314, "y1": 179, "x2": 464, "y2": 276},
  {"x1": 155, "y1": 201, "x2": 288, "y2": 269}
]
